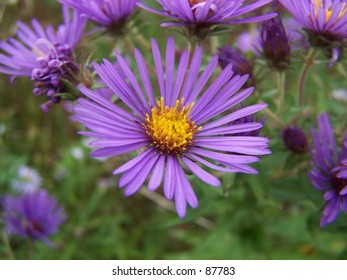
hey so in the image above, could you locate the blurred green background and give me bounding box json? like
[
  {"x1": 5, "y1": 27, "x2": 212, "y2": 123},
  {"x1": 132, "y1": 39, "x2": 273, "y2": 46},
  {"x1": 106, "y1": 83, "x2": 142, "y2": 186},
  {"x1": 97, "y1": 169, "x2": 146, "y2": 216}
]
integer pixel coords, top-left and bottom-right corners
[{"x1": 1, "y1": 0, "x2": 347, "y2": 260}]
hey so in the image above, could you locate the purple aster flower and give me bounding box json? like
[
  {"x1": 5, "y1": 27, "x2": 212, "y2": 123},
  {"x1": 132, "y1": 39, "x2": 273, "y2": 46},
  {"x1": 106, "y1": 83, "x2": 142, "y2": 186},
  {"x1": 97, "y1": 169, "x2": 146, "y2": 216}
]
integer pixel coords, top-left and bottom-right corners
[
  {"x1": 0, "y1": 7, "x2": 87, "y2": 111},
  {"x1": 58, "y1": 0, "x2": 138, "y2": 33},
  {"x1": 73, "y1": 37, "x2": 270, "y2": 218},
  {"x1": 138, "y1": 0, "x2": 277, "y2": 40},
  {"x1": 3, "y1": 190, "x2": 66, "y2": 245},
  {"x1": 282, "y1": 126, "x2": 308, "y2": 154},
  {"x1": 260, "y1": 17, "x2": 291, "y2": 71},
  {"x1": 280, "y1": 0, "x2": 347, "y2": 62},
  {"x1": 309, "y1": 113, "x2": 347, "y2": 227}
]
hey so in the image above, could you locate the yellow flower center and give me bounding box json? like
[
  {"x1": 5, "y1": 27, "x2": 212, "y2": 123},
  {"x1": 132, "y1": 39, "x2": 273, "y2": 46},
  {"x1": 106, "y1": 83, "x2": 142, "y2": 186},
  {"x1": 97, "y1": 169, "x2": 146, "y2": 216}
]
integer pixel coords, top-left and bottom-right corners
[
  {"x1": 144, "y1": 98, "x2": 201, "y2": 154},
  {"x1": 312, "y1": 0, "x2": 347, "y2": 23}
]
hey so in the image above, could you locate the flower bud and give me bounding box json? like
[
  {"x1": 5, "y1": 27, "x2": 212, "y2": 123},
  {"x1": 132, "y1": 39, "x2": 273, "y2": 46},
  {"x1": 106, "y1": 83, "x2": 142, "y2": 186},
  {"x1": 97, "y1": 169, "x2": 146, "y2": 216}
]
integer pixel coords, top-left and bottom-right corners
[
  {"x1": 260, "y1": 17, "x2": 291, "y2": 71},
  {"x1": 282, "y1": 126, "x2": 308, "y2": 154}
]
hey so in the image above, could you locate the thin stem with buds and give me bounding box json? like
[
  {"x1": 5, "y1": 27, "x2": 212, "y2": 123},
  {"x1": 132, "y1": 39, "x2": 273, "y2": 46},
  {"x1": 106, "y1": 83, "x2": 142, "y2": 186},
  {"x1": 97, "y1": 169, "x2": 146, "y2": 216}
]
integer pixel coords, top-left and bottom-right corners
[{"x1": 298, "y1": 48, "x2": 318, "y2": 105}]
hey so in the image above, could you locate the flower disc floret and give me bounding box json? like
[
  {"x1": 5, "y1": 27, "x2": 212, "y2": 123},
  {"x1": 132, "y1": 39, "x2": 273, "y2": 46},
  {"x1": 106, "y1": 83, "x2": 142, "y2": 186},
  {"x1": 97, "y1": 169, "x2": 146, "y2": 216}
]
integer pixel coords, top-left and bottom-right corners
[{"x1": 144, "y1": 98, "x2": 201, "y2": 154}]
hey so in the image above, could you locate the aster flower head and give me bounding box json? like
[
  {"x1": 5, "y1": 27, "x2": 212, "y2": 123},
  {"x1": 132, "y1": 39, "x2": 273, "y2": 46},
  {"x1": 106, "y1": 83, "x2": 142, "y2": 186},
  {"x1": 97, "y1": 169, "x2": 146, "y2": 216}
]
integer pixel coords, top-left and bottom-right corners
[
  {"x1": 260, "y1": 17, "x2": 291, "y2": 71},
  {"x1": 73, "y1": 37, "x2": 270, "y2": 218},
  {"x1": 0, "y1": 7, "x2": 87, "y2": 111},
  {"x1": 138, "y1": 0, "x2": 277, "y2": 40},
  {"x1": 58, "y1": 0, "x2": 138, "y2": 34},
  {"x1": 309, "y1": 113, "x2": 347, "y2": 227},
  {"x1": 3, "y1": 190, "x2": 66, "y2": 245},
  {"x1": 11, "y1": 165, "x2": 42, "y2": 194},
  {"x1": 280, "y1": 0, "x2": 347, "y2": 61},
  {"x1": 282, "y1": 126, "x2": 308, "y2": 154}
]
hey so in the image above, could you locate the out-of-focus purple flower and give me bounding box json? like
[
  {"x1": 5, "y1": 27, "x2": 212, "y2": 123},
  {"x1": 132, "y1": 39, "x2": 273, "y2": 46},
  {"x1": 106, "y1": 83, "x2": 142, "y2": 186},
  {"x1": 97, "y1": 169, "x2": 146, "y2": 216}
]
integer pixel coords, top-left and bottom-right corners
[
  {"x1": 0, "y1": 7, "x2": 87, "y2": 111},
  {"x1": 280, "y1": 0, "x2": 347, "y2": 63},
  {"x1": 237, "y1": 30, "x2": 261, "y2": 54},
  {"x1": 58, "y1": 0, "x2": 138, "y2": 33},
  {"x1": 332, "y1": 88, "x2": 347, "y2": 102},
  {"x1": 260, "y1": 17, "x2": 291, "y2": 71},
  {"x1": 271, "y1": 0, "x2": 283, "y2": 10},
  {"x1": 284, "y1": 17, "x2": 309, "y2": 51},
  {"x1": 309, "y1": 113, "x2": 347, "y2": 227},
  {"x1": 71, "y1": 147, "x2": 84, "y2": 160},
  {"x1": 282, "y1": 126, "x2": 308, "y2": 154},
  {"x1": 73, "y1": 37, "x2": 270, "y2": 218},
  {"x1": 217, "y1": 47, "x2": 254, "y2": 80},
  {"x1": 138, "y1": 0, "x2": 277, "y2": 39},
  {"x1": 11, "y1": 165, "x2": 42, "y2": 194},
  {"x1": 3, "y1": 190, "x2": 66, "y2": 245}
]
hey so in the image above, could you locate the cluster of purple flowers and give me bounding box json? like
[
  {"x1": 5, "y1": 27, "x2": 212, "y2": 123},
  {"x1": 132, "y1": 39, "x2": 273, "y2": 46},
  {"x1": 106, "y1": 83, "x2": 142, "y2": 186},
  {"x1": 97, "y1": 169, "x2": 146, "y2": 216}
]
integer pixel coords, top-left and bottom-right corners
[{"x1": 1, "y1": 0, "x2": 347, "y2": 230}]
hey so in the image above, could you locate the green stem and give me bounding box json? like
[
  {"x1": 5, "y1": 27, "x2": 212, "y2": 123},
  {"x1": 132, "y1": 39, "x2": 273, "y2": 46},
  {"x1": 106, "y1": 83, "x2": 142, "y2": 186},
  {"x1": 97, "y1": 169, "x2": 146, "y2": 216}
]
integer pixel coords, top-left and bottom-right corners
[
  {"x1": 132, "y1": 27, "x2": 152, "y2": 52},
  {"x1": 188, "y1": 40, "x2": 198, "y2": 65},
  {"x1": 276, "y1": 71, "x2": 286, "y2": 113},
  {"x1": 28, "y1": 239, "x2": 34, "y2": 260},
  {"x1": 298, "y1": 48, "x2": 318, "y2": 106},
  {"x1": 0, "y1": 0, "x2": 7, "y2": 23},
  {"x1": 2, "y1": 232, "x2": 15, "y2": 260},
  {"x1": 337, "y1": 63, "x2": 347, "y2": 79},
  {"x1": 264, "y1": 107, "x2": 285, "y2": 128}
]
